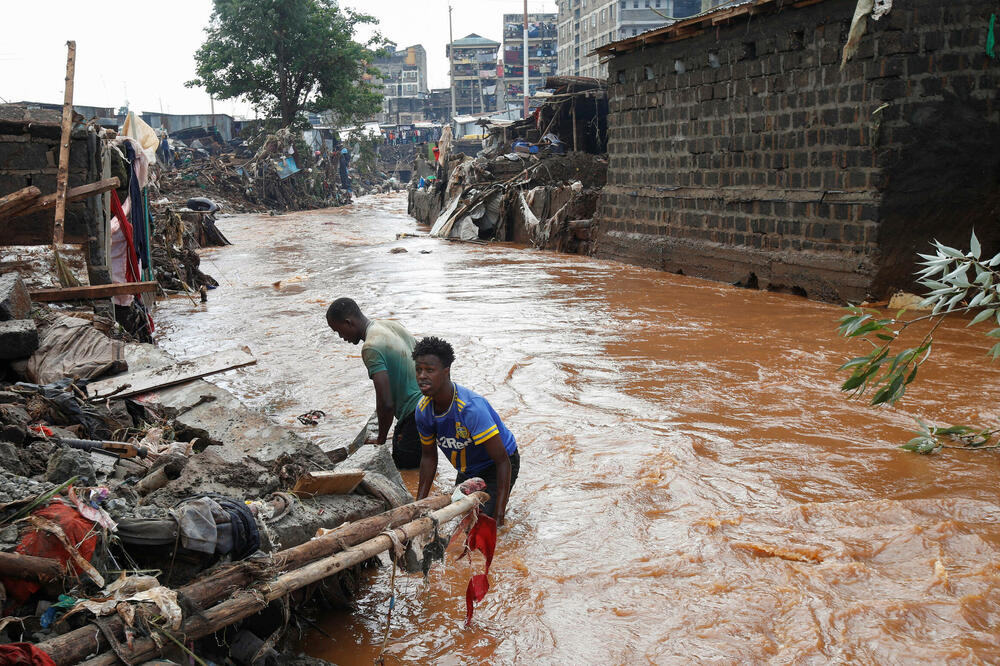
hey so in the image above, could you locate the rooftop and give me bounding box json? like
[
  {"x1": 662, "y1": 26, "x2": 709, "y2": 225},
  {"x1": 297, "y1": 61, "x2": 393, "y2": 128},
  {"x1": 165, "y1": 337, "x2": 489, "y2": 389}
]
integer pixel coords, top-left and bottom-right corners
[{"x1": 453, "y1": 33, "x2": 501, "y2": 48}]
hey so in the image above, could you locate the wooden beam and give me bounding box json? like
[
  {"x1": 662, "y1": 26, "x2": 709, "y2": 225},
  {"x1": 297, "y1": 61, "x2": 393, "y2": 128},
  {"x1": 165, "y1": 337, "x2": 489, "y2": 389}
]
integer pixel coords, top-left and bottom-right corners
[
  {"x1": 291, "y1": 471, "x2": 366, "y2": 498},
  {"x1": 0, "y1": 186, "x2": 41, "y2": 218},
  {"x1": 53, "y1": 40, "x2": 76, "y2": 246},
  {"x1": 86, "y1": 347, "x2": 258, "y2": 400},
  {"x1": 0, "y1": 551, "x2": 65, "y2": 583},
  {"x1": 28, "y1": 281, "x2": 158, "y2": 302},
  {"x1": 3, "y1": 177, "x2": 120, "y2": 222}
]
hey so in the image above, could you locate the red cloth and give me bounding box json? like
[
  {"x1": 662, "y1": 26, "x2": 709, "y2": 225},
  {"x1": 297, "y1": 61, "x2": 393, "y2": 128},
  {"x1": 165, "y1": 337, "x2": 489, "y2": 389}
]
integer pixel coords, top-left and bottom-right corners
[
  {"x1": 464, "y1": 512, "x2": 497, "y2": 627},
  {"x1": 0, "y1": 643, "x2": 58, "y2": 666},
  {"x1": 1, "y1": 501, "x2": 98, "y2": 611},
  {"x1": 110, "y1": 189, "x2": 140, "y2": 284}
]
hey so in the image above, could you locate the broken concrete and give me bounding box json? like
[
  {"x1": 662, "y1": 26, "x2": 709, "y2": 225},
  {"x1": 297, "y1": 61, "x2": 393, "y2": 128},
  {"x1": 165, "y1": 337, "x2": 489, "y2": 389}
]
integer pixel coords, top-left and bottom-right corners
[
  {"x1": 0, "y1": 273, "x2": 31, "y2": 320},
  {"x1": 121, "y1": 343, "x2": 331, "y2": 469},
  {"x1": 0, "y1": 318, "x2": 39, "y2": 359}
]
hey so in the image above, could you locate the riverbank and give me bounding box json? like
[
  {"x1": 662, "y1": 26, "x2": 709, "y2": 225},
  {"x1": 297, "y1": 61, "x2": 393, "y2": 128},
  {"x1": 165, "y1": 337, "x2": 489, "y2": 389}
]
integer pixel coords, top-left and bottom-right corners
[{"x1": 0, "y1": 263, "x2": 487, "y2": 664}]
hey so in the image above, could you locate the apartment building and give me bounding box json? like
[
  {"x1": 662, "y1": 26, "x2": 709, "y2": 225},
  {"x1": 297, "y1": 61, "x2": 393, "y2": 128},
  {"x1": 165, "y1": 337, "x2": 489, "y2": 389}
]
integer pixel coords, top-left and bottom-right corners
[
  {"x1": 556, "y1": 0, "x2": 714, "y2": 78},
  {"x1": 447, "y1": 34, "x2": 502, "y2": 116},
  {"x1": 372, "y1": 44, "x2": 429, "y2": 123},
  {"x1": 501, "y1": 13, "x2": 558, "y2": 106}
]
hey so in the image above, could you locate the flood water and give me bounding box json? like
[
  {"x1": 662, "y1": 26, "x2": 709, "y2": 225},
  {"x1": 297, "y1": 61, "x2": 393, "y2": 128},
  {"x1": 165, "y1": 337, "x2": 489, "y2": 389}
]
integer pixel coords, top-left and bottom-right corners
[{"x1": 156, "y1": 194, "x2": 1000, "y2": 665}]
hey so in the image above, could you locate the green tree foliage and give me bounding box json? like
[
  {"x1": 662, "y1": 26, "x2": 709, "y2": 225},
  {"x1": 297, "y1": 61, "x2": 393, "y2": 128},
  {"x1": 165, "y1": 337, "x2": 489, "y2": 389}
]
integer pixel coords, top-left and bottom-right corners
[
  {"x1": 188, "y1": 0, "x2": 387, "y2": 126},
  {"x1": 837, "y1": 232, "x2": 1000, "y2": 453}
]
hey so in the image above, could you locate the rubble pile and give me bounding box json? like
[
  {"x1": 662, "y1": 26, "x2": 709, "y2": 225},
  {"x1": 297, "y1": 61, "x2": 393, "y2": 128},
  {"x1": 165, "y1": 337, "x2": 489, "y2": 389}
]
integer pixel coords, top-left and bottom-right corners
[
  {"x1": 410, "y1": 150, "x2": 607, "y2": 253},
  {"x1": 408, "y1": 76, "x2": 609, "y2": 254},
  {"x1": 157, "y1": 127, "x2": 404, "y2": 214},
  {"x1": 0, "y1": 273, "x2": 434, "y2": 665}
]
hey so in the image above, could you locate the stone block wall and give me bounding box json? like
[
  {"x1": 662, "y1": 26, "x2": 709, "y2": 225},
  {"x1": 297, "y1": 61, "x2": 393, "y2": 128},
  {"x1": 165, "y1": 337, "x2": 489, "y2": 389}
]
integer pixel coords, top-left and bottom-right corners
[
  {"x1": 595, "y1": 0, "x2": 1000, "y2": 301},
  {"x1": 0, "y1": 106, "x2": 98, "y2": 246}
]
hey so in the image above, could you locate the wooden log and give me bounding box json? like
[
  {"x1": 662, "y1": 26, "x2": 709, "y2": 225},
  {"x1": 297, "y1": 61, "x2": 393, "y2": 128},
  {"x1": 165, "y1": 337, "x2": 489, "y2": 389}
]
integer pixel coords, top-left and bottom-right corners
[
  {"x1": 40, "y1": 494, "x2": 453, "y2": 666},
  {"x1": 53, "y1": 40, "x2": 76, "y2": 247},
  {"x1": 28, "y1": 281, "x2": 158, "y2": 303},
  {"x1": 0, "y1": 186, "x2": 41, "y2": 218},
  {"x1": 291, "y1": 471, "x2": 365, "y2": 498},
  {"x1": 0, "y1": 551, "x2": 65, "y2": 582},
  {"x1": 76, "y1": 493, "x2": 486, "y2": 666},
  {"x1": 7, "y1": 178, "x2": 121, "y2": 222}
]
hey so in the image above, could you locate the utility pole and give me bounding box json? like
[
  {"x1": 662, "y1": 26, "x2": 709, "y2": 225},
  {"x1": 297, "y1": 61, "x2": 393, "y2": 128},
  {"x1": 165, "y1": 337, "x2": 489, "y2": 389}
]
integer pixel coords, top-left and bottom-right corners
[
  {"x1": 523, "y1": 0, "x2": 529, "y2": 117},
  {"x1": 449, "y1": 4, "x2": 457, "y2": 119}
]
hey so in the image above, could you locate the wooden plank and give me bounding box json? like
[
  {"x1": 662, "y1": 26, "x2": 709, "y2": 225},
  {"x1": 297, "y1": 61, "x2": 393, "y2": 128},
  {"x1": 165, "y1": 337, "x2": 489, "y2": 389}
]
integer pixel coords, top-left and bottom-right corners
[
  {"x1": 28, "y1": 281, "x2": 159, "y2": 302},
  {"x1": 86, "y1": 347, "x2": 257, "y2": 400},
  {"x1": 53, "y1": 40, "x2": 76, "y2": 246},
  {"x1": 0, "y1": 186, "x2": 41, "y2": 217},
  {"x1": 3, "y1": 177, "x2": 120, "y2": 222},
  {"x1": 291, "y1": 471, "x2": 366, "y2": 498}
]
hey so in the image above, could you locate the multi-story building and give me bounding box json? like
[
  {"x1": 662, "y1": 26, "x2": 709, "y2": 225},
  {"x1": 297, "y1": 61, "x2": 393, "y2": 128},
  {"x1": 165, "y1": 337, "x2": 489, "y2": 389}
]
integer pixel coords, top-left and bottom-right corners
[
  {"x1": 372, "y1": 44, "x2": 429, "y2": 124},
  {"x1": 556, "y1": 0, "x2": 720, "y2": 78},
  {"x1": 447, "y1": 34, "x2": 501, "y2": 116},
  {"x1": 501, "y1": 13, "x2": 558, "y2": 108}
]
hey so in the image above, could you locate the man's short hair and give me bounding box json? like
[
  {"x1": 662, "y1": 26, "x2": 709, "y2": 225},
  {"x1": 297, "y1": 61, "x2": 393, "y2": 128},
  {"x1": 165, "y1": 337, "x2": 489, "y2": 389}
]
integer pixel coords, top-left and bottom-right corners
[
  {"x1": 327, "y1": 297, "x2": 362, "y2": 322},
  {"x1": 413, "y1": 336, "x2": 455, "y2": 368}
]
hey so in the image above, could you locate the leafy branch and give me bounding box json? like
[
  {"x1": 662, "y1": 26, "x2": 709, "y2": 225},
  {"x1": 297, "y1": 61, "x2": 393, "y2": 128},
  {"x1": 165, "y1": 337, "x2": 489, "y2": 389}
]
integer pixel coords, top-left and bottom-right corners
[{"x1": 836, "y1": 231, "x2": 1000, "y2": 454}]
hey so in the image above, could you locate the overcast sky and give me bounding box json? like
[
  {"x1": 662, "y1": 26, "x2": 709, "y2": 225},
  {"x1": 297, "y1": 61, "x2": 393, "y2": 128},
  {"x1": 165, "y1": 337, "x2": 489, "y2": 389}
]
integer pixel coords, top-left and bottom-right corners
[{"x1": 1, "y1": 0, "x2": 555, "y2": 118}]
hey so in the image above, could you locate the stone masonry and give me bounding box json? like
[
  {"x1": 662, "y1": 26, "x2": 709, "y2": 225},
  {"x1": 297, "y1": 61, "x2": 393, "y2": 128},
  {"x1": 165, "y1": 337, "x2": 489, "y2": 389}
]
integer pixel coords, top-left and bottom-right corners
[{"x1": 595, "y1": 0, "x2": 1000, "y2": 302}]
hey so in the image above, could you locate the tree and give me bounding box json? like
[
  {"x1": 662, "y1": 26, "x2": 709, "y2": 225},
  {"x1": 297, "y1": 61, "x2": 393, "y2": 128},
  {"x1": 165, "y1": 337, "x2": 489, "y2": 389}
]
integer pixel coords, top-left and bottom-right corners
[
  {"x1": 836, "y1": 231, "x2": 1000, "y2": 454},
  {"x1": 187, "y1": 0, "x2": 387, "y2": 127}
]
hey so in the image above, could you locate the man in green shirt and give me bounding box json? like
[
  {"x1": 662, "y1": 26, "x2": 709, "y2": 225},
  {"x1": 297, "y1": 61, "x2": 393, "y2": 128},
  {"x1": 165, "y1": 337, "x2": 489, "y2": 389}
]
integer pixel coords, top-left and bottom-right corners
[{"x1": 326, "y1": 298, "x2": 422, "y2": 468}]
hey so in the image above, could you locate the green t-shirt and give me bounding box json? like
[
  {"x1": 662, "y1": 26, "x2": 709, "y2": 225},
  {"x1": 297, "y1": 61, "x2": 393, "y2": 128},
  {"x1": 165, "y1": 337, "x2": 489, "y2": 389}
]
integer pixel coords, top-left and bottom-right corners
[{"x1": 361, "y1": 320, "x2": 422, "y2": 422}]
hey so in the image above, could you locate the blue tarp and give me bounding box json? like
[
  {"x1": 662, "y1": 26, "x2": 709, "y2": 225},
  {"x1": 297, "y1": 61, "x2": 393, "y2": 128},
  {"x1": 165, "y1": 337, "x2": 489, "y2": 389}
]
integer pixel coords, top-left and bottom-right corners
[{"x1": 275, "y1": 156, "x2": 300, "y2": 179}]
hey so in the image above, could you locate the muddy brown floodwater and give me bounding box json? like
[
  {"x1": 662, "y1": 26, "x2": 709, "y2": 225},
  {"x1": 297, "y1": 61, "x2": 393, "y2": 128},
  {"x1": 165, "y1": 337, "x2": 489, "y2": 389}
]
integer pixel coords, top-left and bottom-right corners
[{"x1": 156, "y1": 193, "x2": 1000, "y2": 665}]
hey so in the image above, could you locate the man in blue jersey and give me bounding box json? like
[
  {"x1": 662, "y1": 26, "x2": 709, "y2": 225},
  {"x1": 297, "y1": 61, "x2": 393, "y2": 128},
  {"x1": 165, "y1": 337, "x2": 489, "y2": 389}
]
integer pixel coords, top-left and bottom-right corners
[{"x1": 412, "y1": 336, "x2": 519, "y2": 526}]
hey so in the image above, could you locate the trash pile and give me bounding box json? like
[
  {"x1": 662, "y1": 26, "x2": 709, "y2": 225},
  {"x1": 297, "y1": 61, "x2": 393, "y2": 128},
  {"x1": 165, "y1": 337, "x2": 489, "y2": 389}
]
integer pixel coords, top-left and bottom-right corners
[
  {"x1": 408, "y1": 76, "x2": 608, "y2": 254},
  {"x1": 157, "y1": 127, "x2": 403, "y2": 214},
  {"x1": 411, "y1": 150, "x2": 606, "y2": 253},
  {"x1": 0, "y1": 273, "x2": 490, "y2": 665}
]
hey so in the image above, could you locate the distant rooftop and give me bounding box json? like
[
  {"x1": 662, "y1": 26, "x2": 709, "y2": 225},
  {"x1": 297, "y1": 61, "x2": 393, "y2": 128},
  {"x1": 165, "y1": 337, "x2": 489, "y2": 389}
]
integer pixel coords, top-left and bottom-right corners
[{"x1": 453, "y1": 33, "x2": 500, "y2": 47}]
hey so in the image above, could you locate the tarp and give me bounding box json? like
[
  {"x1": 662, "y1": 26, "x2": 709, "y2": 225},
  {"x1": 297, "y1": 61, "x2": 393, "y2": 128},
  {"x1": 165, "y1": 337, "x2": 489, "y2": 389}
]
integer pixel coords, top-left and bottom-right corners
[
  {"x1": 274, "y1": 156, "x2": 300, "y2": 179},
  {"x1": 25, "y1": 314, "x2": 126, "y2": 385},
  {"x1": 121, "y1": 111, "x2": 159, "y2": 164}
]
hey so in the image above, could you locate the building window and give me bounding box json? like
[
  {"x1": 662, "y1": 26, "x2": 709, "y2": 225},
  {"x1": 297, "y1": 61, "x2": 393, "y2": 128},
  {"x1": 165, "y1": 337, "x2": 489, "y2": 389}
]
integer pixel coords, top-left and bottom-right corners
[
  {"x1": 600, "y1": 8, "x2": 606, "y2": 22},
  {"x1": 591, "y1": 14, "x2": 596, "y2": 27},
  {"x1": 645, "y1": 0, "x2": 650, "y2": 6},
  {"x1": 633, "y1": 1, "x2": 638, "y2": 7}
]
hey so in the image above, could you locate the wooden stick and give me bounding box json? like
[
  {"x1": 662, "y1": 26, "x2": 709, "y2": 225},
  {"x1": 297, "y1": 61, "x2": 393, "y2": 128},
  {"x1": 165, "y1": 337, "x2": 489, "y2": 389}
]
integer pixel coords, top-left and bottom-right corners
[
  {"x1": 0, "y1": 186, "x2": 41, "y2": 218},
  {"x1": 53, "y1": 40, "x2": 76, "y2": 247},
  {"x1": 75, "y1": 493, "x2": 486, "y2": 666},
  {"x1": 28, "y1": 281, "x2": 158, "y2": 302},
  {"x1": 40, "y1": 494, "x2": 453, "y2": 666},
  {"x1": 7, "y1": 178, "x2": 120, "y2": 222},
  {"x1": 0, "y1": 551, "x2": 66, "y2": 583}
]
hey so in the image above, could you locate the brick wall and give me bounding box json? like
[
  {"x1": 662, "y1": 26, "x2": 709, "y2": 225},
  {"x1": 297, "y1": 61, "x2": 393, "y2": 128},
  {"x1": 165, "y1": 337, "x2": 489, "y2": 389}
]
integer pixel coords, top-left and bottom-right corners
[
  {"x1": 595, "y1": 0, "x2": 1000, "y2": 301},
  {"x1": 0, "y1": 106, "x2": 98, "y2": 246}
]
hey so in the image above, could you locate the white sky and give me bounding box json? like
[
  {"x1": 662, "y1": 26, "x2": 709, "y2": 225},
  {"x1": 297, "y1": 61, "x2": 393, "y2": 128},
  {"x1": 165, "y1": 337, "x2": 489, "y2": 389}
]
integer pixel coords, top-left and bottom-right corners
[{"x1": 1, "y1": 0, "x2": 555, "y2": 118}]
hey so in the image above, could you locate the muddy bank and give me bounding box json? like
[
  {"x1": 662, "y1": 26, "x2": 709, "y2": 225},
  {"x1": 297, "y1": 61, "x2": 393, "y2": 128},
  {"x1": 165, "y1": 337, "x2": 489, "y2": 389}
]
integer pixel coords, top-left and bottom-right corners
[{"x1": 0, "y1": 272, "x2": 457, "y2": 665}]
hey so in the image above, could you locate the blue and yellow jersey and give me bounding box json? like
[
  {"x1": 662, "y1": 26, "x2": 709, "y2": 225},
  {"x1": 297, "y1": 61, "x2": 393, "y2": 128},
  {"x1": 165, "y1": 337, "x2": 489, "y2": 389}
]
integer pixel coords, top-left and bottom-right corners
[{"x1": 414, "y1": 383, "x2": 517, "y2": 474}]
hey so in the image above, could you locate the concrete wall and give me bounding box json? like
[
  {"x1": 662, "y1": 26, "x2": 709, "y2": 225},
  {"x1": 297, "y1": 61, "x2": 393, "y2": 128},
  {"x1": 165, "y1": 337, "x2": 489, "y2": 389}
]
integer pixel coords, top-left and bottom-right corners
[{"x1": 595, "y1": 0, "x2": 1000, "y2": 302}]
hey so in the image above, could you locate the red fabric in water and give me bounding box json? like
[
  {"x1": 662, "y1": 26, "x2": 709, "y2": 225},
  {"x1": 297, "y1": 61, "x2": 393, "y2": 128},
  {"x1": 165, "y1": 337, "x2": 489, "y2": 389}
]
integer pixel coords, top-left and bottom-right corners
[
  {"x1": 0, "y1": 643, "x2": 58, "y2": 666},
  {"x1": 1, "y1": 501, "x2": 97, "y2": 611},
  {"x1": 464, "y1": 511, "x2": 497, "y2": 626}
]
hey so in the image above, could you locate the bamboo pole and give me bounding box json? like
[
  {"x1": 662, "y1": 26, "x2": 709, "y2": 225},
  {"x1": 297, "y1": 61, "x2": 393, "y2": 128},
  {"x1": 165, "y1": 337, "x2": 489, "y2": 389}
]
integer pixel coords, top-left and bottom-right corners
[
  {"x1": 53, "y1": 41, "x2": 76, "y2": 247},
  {"x1": 41, "y1": 494, "x2": 453, "y2": 666},
  {"x1": 76, "y1": 493, "x2": 486, "y2": 666}
]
